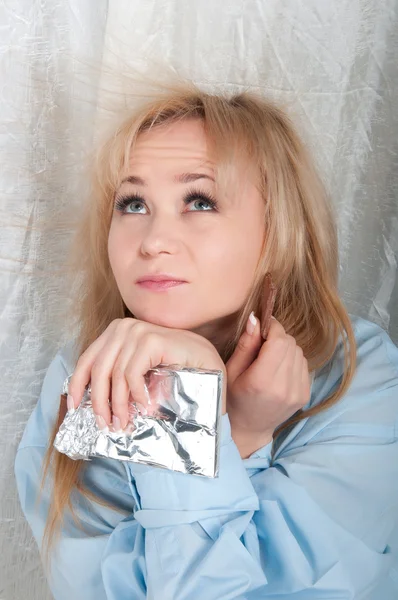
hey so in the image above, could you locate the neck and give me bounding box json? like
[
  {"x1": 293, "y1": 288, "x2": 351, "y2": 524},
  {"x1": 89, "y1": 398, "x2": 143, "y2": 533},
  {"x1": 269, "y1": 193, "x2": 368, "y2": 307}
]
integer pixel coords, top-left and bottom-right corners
[{"x1": 191, "y1": 311, "x2": 238, "y2": 363}]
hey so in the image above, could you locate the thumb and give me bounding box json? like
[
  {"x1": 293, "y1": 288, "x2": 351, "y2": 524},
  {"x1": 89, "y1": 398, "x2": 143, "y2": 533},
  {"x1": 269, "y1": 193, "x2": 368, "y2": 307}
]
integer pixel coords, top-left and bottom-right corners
[{"x1": 226, "y1": 312, "x2": 263, "y2": 383}]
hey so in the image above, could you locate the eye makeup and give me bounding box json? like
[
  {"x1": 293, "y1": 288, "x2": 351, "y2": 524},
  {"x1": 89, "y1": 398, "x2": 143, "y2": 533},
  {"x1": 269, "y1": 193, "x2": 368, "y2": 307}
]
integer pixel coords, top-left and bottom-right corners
[{"x1": 114, "y1": 187, "x2": 219, "y2": 214}]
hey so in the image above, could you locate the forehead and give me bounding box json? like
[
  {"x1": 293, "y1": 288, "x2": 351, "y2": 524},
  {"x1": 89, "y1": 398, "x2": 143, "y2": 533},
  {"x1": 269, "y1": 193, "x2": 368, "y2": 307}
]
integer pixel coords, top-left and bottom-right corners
[
  {"x1": 128, "y1": 119, "x2": 212, "y2": 172},
  {"x1": 120, "y1": 117, "x2": 261, "y2": 199}
]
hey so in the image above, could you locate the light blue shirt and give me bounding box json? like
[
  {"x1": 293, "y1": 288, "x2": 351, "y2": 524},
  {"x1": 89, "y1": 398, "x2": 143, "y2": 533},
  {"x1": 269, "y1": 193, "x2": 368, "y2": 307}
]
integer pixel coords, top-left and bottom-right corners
[{"x1": 14, "y1": 315, "x2": 398, "y2": 599}]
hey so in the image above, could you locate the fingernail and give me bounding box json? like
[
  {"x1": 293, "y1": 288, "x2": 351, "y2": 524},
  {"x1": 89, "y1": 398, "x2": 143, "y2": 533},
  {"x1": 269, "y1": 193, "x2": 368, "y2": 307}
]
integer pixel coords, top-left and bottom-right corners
[
  {"x1": 112, "y1": 414, "x2": 122, "y2": 432},
  {"x1": 95, "y1": 414, "x2": 108, "y2": 431},
  {"x1": 246, "y1": 311, "x2": 257, "y2": 336},
  {"x1": 135, "y1": 402, "x2": 148, "y2": 416},
  {"x1": 67, "y1": 394, "x2": 75, "y2": 414},
  {"x1": 271, "y1": 316, "x2": 276, "y2": 320}
]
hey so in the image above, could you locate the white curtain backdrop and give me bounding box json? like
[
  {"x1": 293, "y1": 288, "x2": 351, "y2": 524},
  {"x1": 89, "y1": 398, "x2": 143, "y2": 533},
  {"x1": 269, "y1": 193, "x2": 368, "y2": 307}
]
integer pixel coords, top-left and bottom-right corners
[{"x1": 2, "y1": 1, "x2": 397, "y2": 598}]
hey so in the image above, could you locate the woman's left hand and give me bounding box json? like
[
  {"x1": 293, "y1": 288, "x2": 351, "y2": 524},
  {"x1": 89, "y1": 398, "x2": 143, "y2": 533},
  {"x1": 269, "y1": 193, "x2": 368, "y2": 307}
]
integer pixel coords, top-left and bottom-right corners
[{"x1": 225, "y1": 315, "x2": 312, "y2": 458}]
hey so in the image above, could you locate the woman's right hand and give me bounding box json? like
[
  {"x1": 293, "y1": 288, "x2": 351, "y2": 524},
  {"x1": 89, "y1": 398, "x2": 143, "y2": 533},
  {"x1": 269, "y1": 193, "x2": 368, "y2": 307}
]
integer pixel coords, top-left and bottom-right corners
[{"x1": 67, "y1": 318, "x2": 227, "y2": 431}]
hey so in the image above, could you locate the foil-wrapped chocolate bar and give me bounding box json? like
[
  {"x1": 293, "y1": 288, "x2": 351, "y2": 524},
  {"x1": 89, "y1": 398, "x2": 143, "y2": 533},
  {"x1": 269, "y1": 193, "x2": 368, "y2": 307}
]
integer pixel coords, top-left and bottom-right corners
[{"x1": 54, "y1": 365, "x2": 224, "y2": 478}]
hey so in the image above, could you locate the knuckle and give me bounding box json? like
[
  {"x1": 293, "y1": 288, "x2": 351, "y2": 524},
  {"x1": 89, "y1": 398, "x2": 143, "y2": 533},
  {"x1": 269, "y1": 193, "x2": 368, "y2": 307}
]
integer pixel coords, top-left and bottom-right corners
[
  {"x1": 237, "y1": 338, "x2": 249, "y2": 353},
  {"x1": 273, "y1": 337, "x2": 288, "y2": 352},
  {"x1": 141, "y1": 331, "x2": 160, "y2": 349},
  {"x1": 246, "y1": 377, "x2": 263, "y2": 396},
  {"x1": 246, "y1": 383, "x2": 261, "y2": 397},
  {"x1": 285, "y1": 334, "x2": 296, "y2": 346},
  {"x1": 110, "y1": 318, "x2": 123, "y2": 329},
  {"x1": 75, "y1": 353, "x2": 88, "y2": 371},
  {"x1": 91, "y1": 361, "x2": 104, "y2": 379},
  {"x1": 113, "y1": 317, "x2": 137, "y2": 331},
  {"x1": 271, "y1": 381, "x2": 288, "y2": 400},
  {"x1": 112, "y1": 364, "x2": 125, "y2": 381},
  {"x1": 124, "y1": 368, "x2": 138, "y2": 389},
  {"x1": 124, "y1": 368, "x2": 136, "y2": 387},
  {"x1": 131, "y1": 320, "x2": 147, "y2": 335}
]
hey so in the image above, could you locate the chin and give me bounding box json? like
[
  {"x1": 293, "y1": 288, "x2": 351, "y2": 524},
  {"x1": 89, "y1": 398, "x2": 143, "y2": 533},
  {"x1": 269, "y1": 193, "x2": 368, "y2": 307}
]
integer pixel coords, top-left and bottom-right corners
[{"x1": 128, "y1": 309, "x2": 196, "y2": 331}]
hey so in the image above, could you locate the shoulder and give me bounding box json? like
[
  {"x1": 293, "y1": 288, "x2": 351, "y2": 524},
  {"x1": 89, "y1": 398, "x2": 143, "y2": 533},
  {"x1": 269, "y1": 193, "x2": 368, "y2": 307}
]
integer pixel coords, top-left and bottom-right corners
[
  {"x1": 274, "y1": 315, "x2": 398, "y2": 455},
  {"x1": 58, "y1": 338, "x2": 80, "y2": 373},
  {"x1": 41, "y1": 338, "x2": 80, "y2": 405},
  {"x1": 17, "y1": 339, "x2": 80, "y2": 450},
  {"x1": 312, "y1": 314, "x2": 398, "y2": 409}
]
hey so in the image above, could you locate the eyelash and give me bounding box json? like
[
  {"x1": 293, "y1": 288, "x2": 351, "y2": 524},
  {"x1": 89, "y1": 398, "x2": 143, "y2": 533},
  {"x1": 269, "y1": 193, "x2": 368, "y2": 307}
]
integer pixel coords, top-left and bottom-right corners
[{"x1": 114, "y1": 187, "x2": 219, "y2": 215}]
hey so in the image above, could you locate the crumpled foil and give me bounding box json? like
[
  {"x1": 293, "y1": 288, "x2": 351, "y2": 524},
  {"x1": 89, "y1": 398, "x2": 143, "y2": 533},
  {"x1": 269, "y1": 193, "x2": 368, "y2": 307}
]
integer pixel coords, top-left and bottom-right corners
[{"x1": 54, "y1": 365, "x2": 224, "y2": 478}]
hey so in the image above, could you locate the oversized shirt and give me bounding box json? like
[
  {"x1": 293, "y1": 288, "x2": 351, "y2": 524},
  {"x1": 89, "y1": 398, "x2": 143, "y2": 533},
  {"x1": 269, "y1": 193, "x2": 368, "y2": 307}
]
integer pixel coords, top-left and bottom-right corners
[{"x1": 14, "y1": 315, "x2": 398, "y2": 599}]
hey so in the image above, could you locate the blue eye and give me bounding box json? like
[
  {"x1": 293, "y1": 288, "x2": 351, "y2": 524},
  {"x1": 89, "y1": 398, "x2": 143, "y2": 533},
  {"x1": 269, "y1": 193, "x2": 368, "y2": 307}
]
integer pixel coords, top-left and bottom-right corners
[
  {"x1": 114, "y1": 189, "x2": 218, "y2": 215},
  {"x1": 184, "y1": 190, "x2": 218, "y2": 212},
  {"x1": 114, "y1": 195, "x2": 146, "y2": 214}
]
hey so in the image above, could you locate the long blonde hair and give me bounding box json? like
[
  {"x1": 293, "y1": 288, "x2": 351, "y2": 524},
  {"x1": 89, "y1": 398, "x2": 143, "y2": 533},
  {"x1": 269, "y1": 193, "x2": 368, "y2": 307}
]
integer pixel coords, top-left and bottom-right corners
[{"x1": 39, "y1": 79, "x2": 357, "y2": 572}]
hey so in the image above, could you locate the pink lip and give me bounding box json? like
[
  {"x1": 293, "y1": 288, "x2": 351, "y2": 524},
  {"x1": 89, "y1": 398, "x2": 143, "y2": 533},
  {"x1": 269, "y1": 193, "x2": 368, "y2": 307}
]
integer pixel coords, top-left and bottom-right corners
[
  {"x1": 136, "y1": 280, "x2": 187, "y2": 291},
  {"x1": 136, "y1": 273, "x2": 186, "y2": 282}
]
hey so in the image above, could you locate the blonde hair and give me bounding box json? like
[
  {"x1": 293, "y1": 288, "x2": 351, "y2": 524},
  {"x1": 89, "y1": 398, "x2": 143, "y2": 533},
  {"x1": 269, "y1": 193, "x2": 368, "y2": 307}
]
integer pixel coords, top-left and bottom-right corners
[{"x1": 39, "y1": 79, "x2": 357, "y2": 573}]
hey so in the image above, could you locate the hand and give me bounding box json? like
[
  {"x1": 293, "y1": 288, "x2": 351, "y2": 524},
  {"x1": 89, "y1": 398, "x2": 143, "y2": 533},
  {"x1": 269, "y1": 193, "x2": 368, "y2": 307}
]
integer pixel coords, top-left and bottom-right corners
[
  {"x1": 225, "y1": 315, "x2": 311, "y2": 458},
  {"x1": 67, "y1": 318, "x2": 227, "y2": 430}
]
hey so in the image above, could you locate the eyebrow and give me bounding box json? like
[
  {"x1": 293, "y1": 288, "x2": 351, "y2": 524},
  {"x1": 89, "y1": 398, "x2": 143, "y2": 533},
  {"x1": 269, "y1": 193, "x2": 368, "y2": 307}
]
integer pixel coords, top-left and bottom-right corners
[{"x1": 120, "y1": 173, "x2": 215, "y2": 186}]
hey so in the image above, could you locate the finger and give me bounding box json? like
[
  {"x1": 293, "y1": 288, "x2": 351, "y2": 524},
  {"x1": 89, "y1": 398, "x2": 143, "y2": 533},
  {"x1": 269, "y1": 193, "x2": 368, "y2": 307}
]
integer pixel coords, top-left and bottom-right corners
[
  {"x1": 272, "y1": 334, "x2": 297, "y2": 390},
  {"x1": 225, "y1": 314, "x2": 263, "y2": 383},
  {"x1": 251, "y1": 324, "x2": 291, "y2": 378},
  {"x1": 289, "y1": 345, "x2": 306, "y2": 407},
  {"x1": 142, "y1": 372, "x2": 171, "y2": 417},
  {"x1": 67, "y1": 334, "x2": 110, "y2": 410},
  {"x1": 90, "y1": 339, "x2": 129, "y2": 427},
  {"x1": 110, "y1": 373, "x2": 130, "y2": 431},
  {"x1": 264, "y1": 316, "x2": 287, "y2": 341},
  {"x1": 146, "y1": 372, "x2": 168, "y2": 407},
  {"x1": 124, "y1": 336, "x2": 165, "y2": 412},
  {"x1": 110, "y1": 348, "x2": 137, "y2": 430}
]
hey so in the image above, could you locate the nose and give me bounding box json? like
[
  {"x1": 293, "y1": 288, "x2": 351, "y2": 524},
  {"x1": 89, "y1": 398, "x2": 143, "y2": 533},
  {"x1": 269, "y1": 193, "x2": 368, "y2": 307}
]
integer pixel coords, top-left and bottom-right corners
[{"x1": 139, "y1": 214, "x2": 181, "y2": 257}]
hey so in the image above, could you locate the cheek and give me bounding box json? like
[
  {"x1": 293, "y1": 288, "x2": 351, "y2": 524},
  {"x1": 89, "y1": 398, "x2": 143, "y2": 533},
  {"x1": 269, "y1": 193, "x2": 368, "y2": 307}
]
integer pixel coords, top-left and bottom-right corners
[
  {"x1": 107, "y1": 225, "x2": 117, "y2": 269},
  {"x1": 204, "y1": 226, "x2": 262, "y2": 287},
  {"x1": 107, "y1": 223, "x2": 129, "y2": 276}
]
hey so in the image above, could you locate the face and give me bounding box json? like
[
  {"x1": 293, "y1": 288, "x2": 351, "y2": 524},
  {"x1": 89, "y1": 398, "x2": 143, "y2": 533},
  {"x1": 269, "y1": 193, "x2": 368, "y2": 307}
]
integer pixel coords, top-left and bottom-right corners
[{"x1": 108, "y1": 118, "x2": 265, "y2": 346}]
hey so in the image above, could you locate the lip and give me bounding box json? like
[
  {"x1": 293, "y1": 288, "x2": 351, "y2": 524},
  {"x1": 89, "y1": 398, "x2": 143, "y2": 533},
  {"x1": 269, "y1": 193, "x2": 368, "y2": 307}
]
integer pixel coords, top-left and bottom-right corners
[
  {"x1": 137, "y1": 280, "x2": 187, "y2": 291},
  {"x1": 136, "y1": 274, "x2": 187, "y2": 283}
]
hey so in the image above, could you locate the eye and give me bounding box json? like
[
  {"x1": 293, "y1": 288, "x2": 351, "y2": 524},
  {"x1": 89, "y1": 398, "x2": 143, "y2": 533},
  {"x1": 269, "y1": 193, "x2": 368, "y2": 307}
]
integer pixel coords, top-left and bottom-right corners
[
  {"x1": 184, "y1": 189, "x2": 218, "y2": 212},
  {"x1": 113, "y1": 188, "x2": 219, "y2": 215},
  {"x1": 114, "y1": 194, "x2": 146, "y2": 214}
]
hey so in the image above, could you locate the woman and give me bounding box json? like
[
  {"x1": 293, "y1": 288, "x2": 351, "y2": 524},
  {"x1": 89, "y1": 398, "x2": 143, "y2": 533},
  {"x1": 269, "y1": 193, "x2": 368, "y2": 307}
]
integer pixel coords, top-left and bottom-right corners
[{"x1": 14, "y1": 81, "x2": 398, "y2": 599}]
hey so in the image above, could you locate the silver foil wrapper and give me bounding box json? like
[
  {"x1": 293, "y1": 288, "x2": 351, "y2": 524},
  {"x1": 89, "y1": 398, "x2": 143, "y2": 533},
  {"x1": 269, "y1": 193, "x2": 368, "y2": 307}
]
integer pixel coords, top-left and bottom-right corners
[{"x1": 54, "y1": 365, "x2": 224, "y2": 478}]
